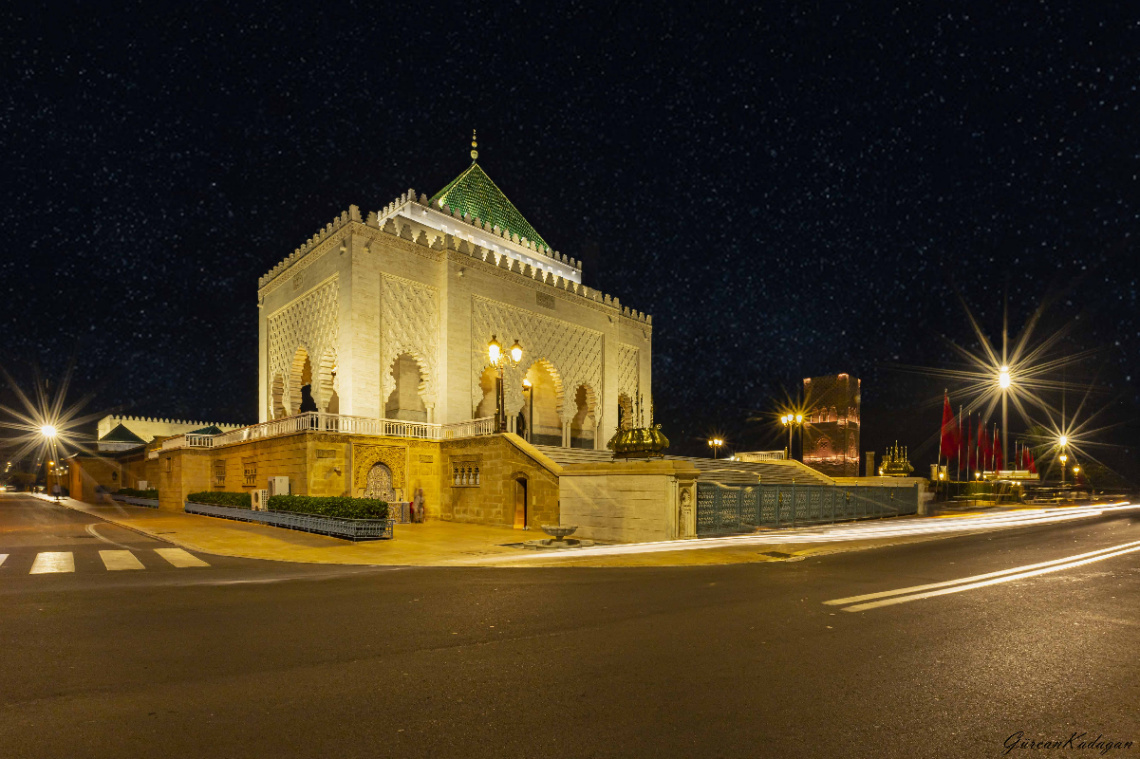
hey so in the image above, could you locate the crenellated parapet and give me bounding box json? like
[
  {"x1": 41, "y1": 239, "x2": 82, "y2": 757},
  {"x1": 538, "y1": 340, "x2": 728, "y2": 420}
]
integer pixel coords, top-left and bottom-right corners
[
  {"x1": 258, "y1": 193, "x2": 652, "y2": 326},
  {"x1": 259, "y1": 205, "x2": 361, "y2": 289}
]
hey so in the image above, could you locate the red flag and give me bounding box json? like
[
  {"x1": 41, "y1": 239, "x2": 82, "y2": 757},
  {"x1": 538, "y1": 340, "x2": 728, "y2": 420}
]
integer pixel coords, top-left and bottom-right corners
[
  {"x1": 1026, "y1": 449, "x2": 1037, "y2": 474},
  {"x1": 993, "y1": 428, "x2": 1003, "y2": 471},
  {"x1": 940, "y1": 392, "x2": 959, "y2": 460},
  {"x1": 978, "y1": 425, "x2": 991, "y2": 469},
  {"x1": 966, "y1": 416, "x2": 975, "y2": 470}
]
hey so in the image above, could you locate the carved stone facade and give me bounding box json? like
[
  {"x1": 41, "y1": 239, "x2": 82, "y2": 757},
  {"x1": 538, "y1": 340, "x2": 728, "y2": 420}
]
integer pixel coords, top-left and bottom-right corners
[
  {"x1": 257, "y1": 170, "x2": 653, "y2": 450},
  {"x1": 469, "y1": 296, "x2": 603, "y2": 424}
]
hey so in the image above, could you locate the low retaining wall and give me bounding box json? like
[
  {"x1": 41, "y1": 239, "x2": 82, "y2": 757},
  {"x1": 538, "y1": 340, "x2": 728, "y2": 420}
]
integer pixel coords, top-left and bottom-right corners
[
  {"x1": 184, "y1": 501, "x2": 394, "y2": 541},
  {"x1": 111, "y1": 495, "x2": 160, "y2": 509},
  {"x1": 558, "y1": 460, "x2": 701, "y2": 543}
]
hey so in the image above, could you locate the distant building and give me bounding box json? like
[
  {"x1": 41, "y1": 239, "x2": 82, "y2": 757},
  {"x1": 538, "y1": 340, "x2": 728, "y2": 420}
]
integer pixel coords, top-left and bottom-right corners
[
  {"x1": 801, "y1": 374, "x2": 860, "y2": 477},
  {"x1": 95, "y1": 415, "x2": 244, "y2": 447}
]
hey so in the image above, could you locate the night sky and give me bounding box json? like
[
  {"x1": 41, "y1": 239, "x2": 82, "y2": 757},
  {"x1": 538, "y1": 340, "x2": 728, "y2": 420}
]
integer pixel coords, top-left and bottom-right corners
[{"x1": 2, "y1": 3, "x2": 1138, "y2": 477}]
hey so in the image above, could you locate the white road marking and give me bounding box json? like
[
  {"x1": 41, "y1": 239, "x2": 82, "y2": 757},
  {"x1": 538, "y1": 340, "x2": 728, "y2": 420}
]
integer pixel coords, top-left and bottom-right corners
[
  {"x1": 29, "y1": 552, "x2": 75, "y2": 574},
  {"x1": 155, "y1": 548, "x2": 209, "y2": 568},
  {"x1": 86, "y1": 523, "x2": 132, "y2": 549},
  {"x1": 825, "y1": 540, "x2": 1140, "y2": 606},
  {"x1": 836, "y1": 541, "x2": 1140, "y2": 612},
  {"x1": 99, "y1": 550, "x2": 145, "y2": 571},
  {"x1": 0, "y1": 554, "x2": 8, "y2": 567}
]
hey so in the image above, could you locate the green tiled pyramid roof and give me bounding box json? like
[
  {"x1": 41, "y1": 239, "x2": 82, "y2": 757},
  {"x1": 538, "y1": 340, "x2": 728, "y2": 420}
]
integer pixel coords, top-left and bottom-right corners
[
  {"x1": 429, "y1": 162, "x2": 549, "y2": 250},
  {"x1": 188, "y1": 425, "x2": 224, "y2": 435},
  {"x1": 99, "y1": 423, "x2": 145, "y2": 444}
]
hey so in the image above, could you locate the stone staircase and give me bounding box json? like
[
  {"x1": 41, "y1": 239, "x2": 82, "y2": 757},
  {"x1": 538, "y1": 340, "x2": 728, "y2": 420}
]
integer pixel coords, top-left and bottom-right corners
[{"x1": 534, "y1": 446, "x2": 834, "y2": 486}]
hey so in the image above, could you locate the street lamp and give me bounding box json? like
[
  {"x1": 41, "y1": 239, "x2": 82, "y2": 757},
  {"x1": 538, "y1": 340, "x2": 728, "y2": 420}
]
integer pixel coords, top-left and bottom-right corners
[
  {"x1": 781, "y1": 413, "x2": 804, "y2": 461},
  {"x1": 1059, "y1": 452, "x2": 1068, "y2": 486},
  {"x1": 707, "y1": 438, "x2": 725, "y2": 459},
  {"x1": 41, "y1": 426, "x2": 60, "y2": 500},
  {"x1": 488, "y1": 335, "x2": 523, "y2": 433},
  {"x1": 997, "y1": 365, "x2": 1012, "y2": 466},
  {"x1": 522, "y1": 378, "x2": 534, "y2": 443}
]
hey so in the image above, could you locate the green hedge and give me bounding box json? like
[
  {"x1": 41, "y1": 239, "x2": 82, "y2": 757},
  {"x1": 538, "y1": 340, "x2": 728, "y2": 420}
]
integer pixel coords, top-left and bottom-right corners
[
  {"x1": 117, "y1": 488, "x2": 158, "y2": 499},
  {"x1": 267, "y1": 495, "x2": 388, "y2": 520},
  {"x1": 188, "y1": 491, "x2": 252, "y2": 508}
]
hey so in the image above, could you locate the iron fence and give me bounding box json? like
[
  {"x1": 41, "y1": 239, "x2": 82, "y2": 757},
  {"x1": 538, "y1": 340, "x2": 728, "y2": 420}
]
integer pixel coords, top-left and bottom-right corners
[
  {"x1": 696, "y1": 481, "x2": 920, "y2": 536},
  {"x1": 184, "y1": 501, "x2": 394, "y2": 541}
]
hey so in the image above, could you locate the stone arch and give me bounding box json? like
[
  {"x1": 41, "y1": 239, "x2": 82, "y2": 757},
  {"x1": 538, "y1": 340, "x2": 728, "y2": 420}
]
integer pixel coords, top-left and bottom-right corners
[
  {"x1": 617, "y1": 392, "x2": 634, "y2": 431},
  {"x1": 288, "y1": 347, "x2": 314, "y2": 415},
  {"x1": 384, "y1": 352, "x2": 428, "y2": 422},
  {"x1": 271, "y1": 374, "x2": 286, "y2": 419},
  {"x1": 316, "y1": 349, "x2": 338, "y2": 413},
  {"x1": 363, "y1": 462, "x2": 397, "y2": 502},
  {"x1": 474, "y1": 366, "x2": 499, "y2": 420},
  {"x1": 570, "y1": 384, "x2": 598, "y2": 449},
  {"x1": 522, "y1": 359, "x2": 564, "y2": 446}
]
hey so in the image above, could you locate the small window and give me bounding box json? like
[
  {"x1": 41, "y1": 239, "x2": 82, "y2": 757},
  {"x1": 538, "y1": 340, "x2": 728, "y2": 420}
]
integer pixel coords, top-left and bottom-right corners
[
  {"x1": 243, "y1": 459, "x2": 257, "y2": 487},
  {"x1": 451, "y1": 458, "x2": 482, "y2": 488},
  {"x1": 164, "y1": 457, "x2": 172, "y2": 474},
  {"x1": 213, "y1": 460, "x2": 226, "y2": 487}
]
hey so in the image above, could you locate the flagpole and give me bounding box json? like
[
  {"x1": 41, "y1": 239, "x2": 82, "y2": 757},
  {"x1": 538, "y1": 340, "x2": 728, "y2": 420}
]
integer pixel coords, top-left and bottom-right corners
[{"x1": 956, "y1": 405, "x2": 963, "y2": 486}]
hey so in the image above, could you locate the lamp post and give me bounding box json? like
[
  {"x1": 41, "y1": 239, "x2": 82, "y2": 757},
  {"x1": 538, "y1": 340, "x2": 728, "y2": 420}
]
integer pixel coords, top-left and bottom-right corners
[
  {"x1": 488, "y1": 335, "x2": 523, "y2": 433},
  {"x1": 997, "y1": 364, "x2": 1012, "y2": 467},
  {"x1": 1059, "y1": 452, "x2": 1068, "y2": 486},
  {"x1": 522, "y1": 378, "x2": 534, "y2": 443},
  {"x1": 41, "y1": 425, "x2": 59, "y2": 500},
  {"x1": 781, "y1": 413, "x2": 804, "y2": 461},
  {"x1": 707, "y1": 438, "x2": 725, "y2": 459}
]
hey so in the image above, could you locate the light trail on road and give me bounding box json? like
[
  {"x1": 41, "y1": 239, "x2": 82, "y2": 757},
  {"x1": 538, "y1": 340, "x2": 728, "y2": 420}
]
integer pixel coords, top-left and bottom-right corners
[
  {"x1": 482, "y1": 503, "x2": 1137, "y2": 563},
  {"x1": 830, "y1": 539, "x2": 1140, "y2": 611}
]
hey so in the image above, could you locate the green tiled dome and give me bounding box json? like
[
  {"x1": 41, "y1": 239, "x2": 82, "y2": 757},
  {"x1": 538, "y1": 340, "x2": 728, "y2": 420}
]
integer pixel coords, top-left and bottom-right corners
[{"x1": 429, "y1": 162, "x2": 549, "y2": 250}]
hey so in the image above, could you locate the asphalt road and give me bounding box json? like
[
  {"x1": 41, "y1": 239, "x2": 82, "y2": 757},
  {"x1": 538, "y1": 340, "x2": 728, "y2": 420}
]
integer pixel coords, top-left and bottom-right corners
[{"x1": 1, "y1": 493, "x2": 1138, "y2": 758}]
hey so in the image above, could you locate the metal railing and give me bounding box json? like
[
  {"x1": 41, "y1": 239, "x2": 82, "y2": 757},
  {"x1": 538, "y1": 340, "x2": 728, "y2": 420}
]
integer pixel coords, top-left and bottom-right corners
[
  {"x1": 161, "y1": 412, "x2": 497, "y2": 450},
  {"x1": 184, "y1": 500, "x2": 394, "y2": 541},
  {"x1": 695, "y1": 481, "x2": 919, "y2": 536}
]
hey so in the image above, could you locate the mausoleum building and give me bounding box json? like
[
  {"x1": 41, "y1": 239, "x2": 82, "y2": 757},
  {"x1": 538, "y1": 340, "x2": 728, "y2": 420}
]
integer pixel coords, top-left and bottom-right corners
[{"x1": 258, "y1": 151, "x2": 653, "y2": 451}]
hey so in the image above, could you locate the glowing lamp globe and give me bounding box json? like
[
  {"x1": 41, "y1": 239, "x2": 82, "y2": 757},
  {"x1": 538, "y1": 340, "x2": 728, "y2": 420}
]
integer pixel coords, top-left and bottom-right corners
[
  {"x1": 509, "y1": 340, "x2": 523, "y2": 364},
  {"x1": 998, "y1": 365, "x2": 1011, "y2": 389},
  {"x1": 1059, "y1": 435, "x2": 1068, "y2": 447},
  {"x1": 40, "y1": 425, "x2": 58, "y2": 439}
]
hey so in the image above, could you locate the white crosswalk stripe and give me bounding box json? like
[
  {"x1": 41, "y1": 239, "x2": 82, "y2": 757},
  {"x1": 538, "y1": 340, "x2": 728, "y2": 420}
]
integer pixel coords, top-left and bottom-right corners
[
  {"x1": 99, "y1": 550, "x2": 145, "y2": 571},
  {"x1": 155, "y1": 548, "x2": 210, "y2": 568},
  {"x1": 10, "y1": 549, "x2": 211, "y2": 574},
  {"x1": 0, "y1": 554, "x2": 8, "y2": 568},
  {"x1": 30, "y1": 552, "x2": 75, "y2": 574}
]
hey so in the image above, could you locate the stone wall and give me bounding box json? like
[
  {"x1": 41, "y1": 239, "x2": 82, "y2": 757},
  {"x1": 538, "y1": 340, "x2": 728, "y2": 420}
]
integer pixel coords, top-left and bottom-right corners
[
  {"x1": 558, "y1": 460, "x2": 700, "y2": 543},
  {"x1": 439, "y1": 434, "x2": 560, "y2": 529}
]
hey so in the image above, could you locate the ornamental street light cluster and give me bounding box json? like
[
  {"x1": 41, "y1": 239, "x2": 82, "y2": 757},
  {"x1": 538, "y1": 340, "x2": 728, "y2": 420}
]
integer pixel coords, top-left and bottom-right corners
[
  {"x1": 780, "y1": 413, "x2": 803, "y2": 461},
  {"x1": 707, "y1": 437, "x2": 725, "y2": 459},
  {"x1": 488, "y1": 335, "x2": 523, "y2": 433}
]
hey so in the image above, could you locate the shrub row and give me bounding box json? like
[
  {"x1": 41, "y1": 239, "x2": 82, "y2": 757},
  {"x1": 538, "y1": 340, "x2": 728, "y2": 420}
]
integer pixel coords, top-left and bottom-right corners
[
  {"x1": 267, "y1": 495, "x2": 388, "y2": 520},
  {"x1": 117, "y1": 488, "x2": 158, "y2": 499},
  {"x1": 188, "y1": 491, "x2": 252, "y2": 508}
]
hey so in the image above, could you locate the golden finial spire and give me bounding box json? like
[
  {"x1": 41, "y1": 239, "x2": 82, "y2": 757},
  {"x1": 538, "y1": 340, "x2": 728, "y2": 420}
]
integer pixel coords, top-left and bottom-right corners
[{"x1": 470, "y1": 130, "x2": 478, "y2": 161}]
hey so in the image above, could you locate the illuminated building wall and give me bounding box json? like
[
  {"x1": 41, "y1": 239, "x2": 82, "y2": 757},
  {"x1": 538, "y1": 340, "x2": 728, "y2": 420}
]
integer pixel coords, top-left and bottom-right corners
[{"x1": 801, "y1": 374, "x2": 860, "y2": 477}]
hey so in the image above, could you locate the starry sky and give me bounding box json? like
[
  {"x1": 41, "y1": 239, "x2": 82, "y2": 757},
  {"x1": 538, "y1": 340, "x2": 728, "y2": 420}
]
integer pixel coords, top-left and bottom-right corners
[{"x1": 2, "y1": 2, "x2": 1138, "y2": 477}]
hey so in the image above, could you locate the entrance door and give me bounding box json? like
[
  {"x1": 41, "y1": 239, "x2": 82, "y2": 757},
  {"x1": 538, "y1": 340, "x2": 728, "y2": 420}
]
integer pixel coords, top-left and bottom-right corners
[{"x1": 514, "y1": 477, "x2": 528, "y2": 529}]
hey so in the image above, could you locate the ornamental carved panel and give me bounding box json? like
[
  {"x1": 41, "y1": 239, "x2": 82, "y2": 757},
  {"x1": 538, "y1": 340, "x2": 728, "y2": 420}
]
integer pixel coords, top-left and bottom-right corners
[
  {"x1": 353, "y1": 444, "x2": 406, "y2": 494},
  {"x1": 618, "y1": 343, "x2": 640, "y2": 400},
  {"x1": 470, "y1": 296, "x2": 604, "y2": 423},
  {"x1": 267, "y1": 276, "x2": 340, "y2": 405},
  {"x1": 380, "y1": 274, "x2": 440, "y2": 409}
]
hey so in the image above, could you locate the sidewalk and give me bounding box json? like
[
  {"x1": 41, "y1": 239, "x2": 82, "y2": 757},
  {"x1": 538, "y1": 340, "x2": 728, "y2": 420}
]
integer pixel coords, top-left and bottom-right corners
[{"x1": 36, "y1": 494, "x2": 1116, "y2": 569}]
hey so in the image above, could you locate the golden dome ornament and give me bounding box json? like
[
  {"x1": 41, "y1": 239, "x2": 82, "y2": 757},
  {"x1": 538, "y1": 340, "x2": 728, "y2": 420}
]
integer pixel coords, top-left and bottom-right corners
[{"x1": 470, "y1": 129, "x2": 478, "y2": 161}]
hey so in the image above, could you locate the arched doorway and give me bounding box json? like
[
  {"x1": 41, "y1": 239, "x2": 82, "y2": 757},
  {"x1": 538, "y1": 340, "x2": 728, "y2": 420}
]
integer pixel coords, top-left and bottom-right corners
[
  {"x1": 474, "y1": 366, "x2": 499, "y2": 420},
  {"x1": 364, "y1": 463, "x2": 397, "y2": 501},
  {"x1": 289, "y1": 348, "x2": 317, "y2": 414},
  {"x1": 617, "y1": 393, "x2": 633, "y2": 430},
  {"x1": 513, "y1": 476, "x2": 528, "y2": 529},
  {"x1": 317, "y1": 350, "x2": 338, "y2": 413},
  {"x1": 384, "y1": 353, "x2": 427, "y2": 421},
  {"x1": 271, "y1": 374, "x2": 286, "y2": 419},
  {"x1": 570, "y1": 384, "x2": 597, "y2": 449},
  {"x1": 523, "y1": 360, "x2": 562, "y2": 446}
]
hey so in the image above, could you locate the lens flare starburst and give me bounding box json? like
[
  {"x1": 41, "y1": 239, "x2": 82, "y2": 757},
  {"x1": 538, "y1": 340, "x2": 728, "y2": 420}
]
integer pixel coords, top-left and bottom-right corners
[{"x1": 0, "y1": 363, "x2": 104, "y2": 472}]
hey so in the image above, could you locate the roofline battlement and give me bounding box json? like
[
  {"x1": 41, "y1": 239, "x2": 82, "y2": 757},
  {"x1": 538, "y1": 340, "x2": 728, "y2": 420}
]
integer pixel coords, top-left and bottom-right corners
[{"x1": 257, "y1": 197, "x2": 650, "y2": 326}]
